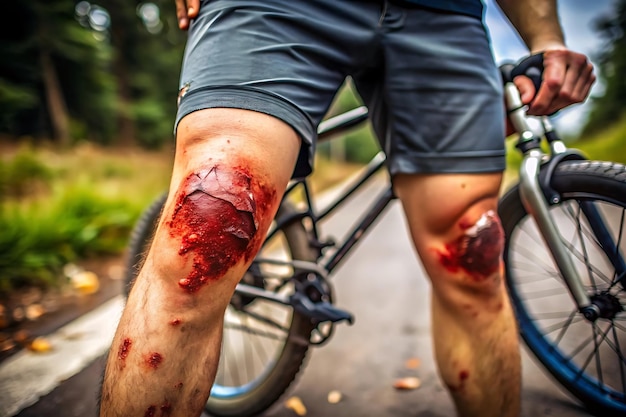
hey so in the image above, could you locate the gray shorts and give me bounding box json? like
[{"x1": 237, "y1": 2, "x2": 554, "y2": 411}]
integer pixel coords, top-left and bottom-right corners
[{"x1": 176, "y1": 0, "x2": 506, "y2": 178}]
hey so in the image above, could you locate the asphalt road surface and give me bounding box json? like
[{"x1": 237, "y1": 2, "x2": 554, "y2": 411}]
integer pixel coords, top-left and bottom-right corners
[{"x1": 4, "y1": 174, "x2": 595, "y2": 417}]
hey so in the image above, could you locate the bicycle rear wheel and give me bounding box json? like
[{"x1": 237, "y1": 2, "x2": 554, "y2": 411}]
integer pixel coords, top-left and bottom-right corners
[
  {"x1": 124, "y1": 195, "x2": 317, "y2": 417},
  {"x1": 499, "y1": 160, "x2": 626, "y2": 416}
]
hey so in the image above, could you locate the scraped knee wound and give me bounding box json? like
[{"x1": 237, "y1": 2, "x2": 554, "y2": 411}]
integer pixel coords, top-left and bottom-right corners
[
  {"x1": 166, "y1": 166, "x2": 268, "y2": 293},
  {"x1": 437, "y1": 210, "x2": 504, "y2": 281}
]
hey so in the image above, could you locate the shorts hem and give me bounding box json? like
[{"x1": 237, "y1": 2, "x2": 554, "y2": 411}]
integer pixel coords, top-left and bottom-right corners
[{"x1": 388, "y1": 152, "x2": 506, "y2": 176}]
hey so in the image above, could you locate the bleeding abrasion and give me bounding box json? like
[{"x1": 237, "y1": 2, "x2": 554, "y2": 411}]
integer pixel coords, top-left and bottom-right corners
[
  {"x1": 438, "y1": 210, "x2": 504, "y2": 281},
  {"x1": 167, "y1": 166, "x2": 258, "y2": 293}
]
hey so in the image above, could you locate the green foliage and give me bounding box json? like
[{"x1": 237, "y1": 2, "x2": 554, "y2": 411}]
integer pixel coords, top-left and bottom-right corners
[
  {"x1": 0, "y1": 144, "x2": 171, "y2": 293},
  {"x1": 0, "y1": 79, "x2": 38, "y2": 132},
  {"x1": 0, "y1": 146, "x2": 54, "y2": 199},
  {"x1": 133, "y1": 98, "x2": 174, "y2": 149},
  {"x1": 0, "y1": 0, "x2": 117, "y2": 142},
  {"x1": 575, "y1": 115, "x2": 626, "y2": 163},
  {"x1": 0, "y1": 180, "x2": 141, "y2": 293},
  {"x1": 582, "y1": 0, "x2": 626, "y2": 135},
  {"x1": 318, "y1": 80, "x2": 381, "y2": 164},
  {"x1": 0, "y1": 0, "x2": 184, "y2": 147}
]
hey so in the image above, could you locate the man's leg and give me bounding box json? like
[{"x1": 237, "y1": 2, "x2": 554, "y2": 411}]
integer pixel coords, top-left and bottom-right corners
[
  {"x1": 100, "y1": 108, "x2": 301, "y2": 417},
  {"x1": 394, "y1": 172, "x2": 520, "y2": 417}
]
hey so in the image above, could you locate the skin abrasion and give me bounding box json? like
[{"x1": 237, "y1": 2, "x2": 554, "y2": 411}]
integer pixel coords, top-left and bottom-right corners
[
  {"x1": 437, "y1": 210, "x2": 504, "y2": 281},
  {"x1": 167, "y1": 165, "x2": 274, "y2": 293},
  {"x1": 117, "y1": 337, "x2": 132, "y2": 369},
  {"x1": 447, "y1": 369, "x2": 471, "y2": 393},
  {"x1": 146, "y1": 352, "x2": 164, "y2": 369}
]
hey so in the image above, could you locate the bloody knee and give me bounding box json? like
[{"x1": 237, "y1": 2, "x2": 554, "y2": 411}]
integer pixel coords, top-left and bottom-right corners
[
  {"x1": 166, "y1": 165, "x2": 276, "y2": 293},
  {"x1": 434, "y1": 210, "x2": 504, "y2": 284}
]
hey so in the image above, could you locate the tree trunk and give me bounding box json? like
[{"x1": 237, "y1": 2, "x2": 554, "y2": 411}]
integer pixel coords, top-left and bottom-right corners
[
  {"x1": 40, "y1": 49, "x2": 70, "y2": 146},
  {"x1": 114, "y1": 54, "x2": 135, "y2": 147},
  {"x1": 109, "y1": 11, "x2": 135, "y2": 147}
]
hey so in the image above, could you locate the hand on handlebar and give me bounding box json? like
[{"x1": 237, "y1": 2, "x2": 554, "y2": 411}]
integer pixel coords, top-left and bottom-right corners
[
  {"x1": 514, "y1": 49, "x2": 596, "y2": 116},
  {"x1": 175, "y1": 0, "x2": 200, "y2": 30}
]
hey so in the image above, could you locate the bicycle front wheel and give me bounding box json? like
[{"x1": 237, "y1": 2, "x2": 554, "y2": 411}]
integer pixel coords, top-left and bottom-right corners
[{"x1": 499, "y1": 160, "x2": 626, "y2": 416}]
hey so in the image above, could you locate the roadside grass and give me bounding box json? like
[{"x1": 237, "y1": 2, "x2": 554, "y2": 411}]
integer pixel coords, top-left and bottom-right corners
[{"x1": 0, "y1": 142, "x2": 173, "y2": 293}]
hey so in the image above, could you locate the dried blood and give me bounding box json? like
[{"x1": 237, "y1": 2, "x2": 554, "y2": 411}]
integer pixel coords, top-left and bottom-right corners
[
  {"x1": 448, "y1": 370, "x2": 470, "y2": 392},
  {"x1": 118, "y1": 338, "x2": 132, "y2": 366},
  {"x1": 145, "y1": 406, "x2": 156, "y2": 417},
  {"x1": 146, "y1": 352, "x2": 163, "y2": 369},
  {"x1": 459, "y1": 370, "x2": 469, "y2": 381},
  {"x1": 161, "y1": 403, "x2": 172, "y2": 415},
  {"x1": 438, "y1": 211, "x2": 503, "y2": 281},
  {"x1": 168, "y1": 166, "x2": 275, "y2": 293}
]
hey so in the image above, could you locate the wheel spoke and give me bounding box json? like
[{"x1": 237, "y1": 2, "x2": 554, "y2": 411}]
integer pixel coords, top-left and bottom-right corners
[
  {"x1": 574, "y1": 322, "x2": 610, "y2": 381},
  {"x1": 612, "y1": 323, "x2": 626, "y2": 397},
  {"x1": 224, "y1": 317, "x2": 287, "y2": 341},
  {"x1": 571, "y1": 202, "x2": 599, "y2": 291},
  {"x1": 238, "y1": 307, "x2": 291, "y2": 335},
  {"x1": 552, "y1": 310, "x2": 578, "y2": 346}
]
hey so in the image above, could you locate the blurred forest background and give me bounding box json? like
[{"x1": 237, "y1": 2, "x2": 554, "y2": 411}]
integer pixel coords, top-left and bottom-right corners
[{"x1": 0, "y1": 0, "x2": 625, "y2": 292}]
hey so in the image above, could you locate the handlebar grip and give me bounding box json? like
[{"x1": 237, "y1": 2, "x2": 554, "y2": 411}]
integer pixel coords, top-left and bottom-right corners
[{"x1": 510, "y1": 52, "x2": 544, "y2": 92}]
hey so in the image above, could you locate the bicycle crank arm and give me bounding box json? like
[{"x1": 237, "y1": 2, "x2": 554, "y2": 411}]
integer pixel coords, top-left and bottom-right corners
[
  {"x1": 234, "y1": 282, "x2": 354, "y2": 324},
  {"x1": 518, "y1": 150, "x2": 597, "y2": 318}
]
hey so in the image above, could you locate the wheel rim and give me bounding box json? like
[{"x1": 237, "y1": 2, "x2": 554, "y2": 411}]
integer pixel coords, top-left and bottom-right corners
[
  {"x1": 505, "y1": 197, "x2": 626, "y2": 410},
  {"x1": 210, "y1": 228, "x2": 299, "y2": 400}
]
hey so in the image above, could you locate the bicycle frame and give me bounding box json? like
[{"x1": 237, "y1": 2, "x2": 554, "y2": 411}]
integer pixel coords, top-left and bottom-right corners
[{"x1": 235, "y1": 79, "x2": 626, "y2": 323}]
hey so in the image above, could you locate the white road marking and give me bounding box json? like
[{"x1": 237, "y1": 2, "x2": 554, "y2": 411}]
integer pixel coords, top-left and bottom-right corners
[{"x1": 0, "y1": 295, "x2": 124, "y2": 417}]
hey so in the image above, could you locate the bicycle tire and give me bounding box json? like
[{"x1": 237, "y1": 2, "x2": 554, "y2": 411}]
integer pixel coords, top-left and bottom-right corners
[
  {"x1": 499, "y1": 160, "x2": 626, "y2": 416},
  {"x1": 124, "y1": 192, "x2": 167, "y2": 296},
  {"x1": 124, "y1": 193, "x2": 316, "y2": 417}
]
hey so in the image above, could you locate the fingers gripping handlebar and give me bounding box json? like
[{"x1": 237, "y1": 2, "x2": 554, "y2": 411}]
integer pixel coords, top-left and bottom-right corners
[
  {"x1": 500, "y1": 52, "x2": 544, "y2": 93},
  {"x1": 500, "y1": 53, "x2": 548, "y2": 140}
]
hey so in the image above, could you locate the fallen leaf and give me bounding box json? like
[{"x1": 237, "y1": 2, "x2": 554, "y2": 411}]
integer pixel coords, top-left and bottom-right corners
[
  {"x1": 71, "y1": 271, "x2": 100, "y2": 295},
  {"x1": 327, "y1": 390, "x2": 342, "y2": 404},
  {"x1": 63, "y1": 263, "x2": 82, "y2": 278},
  {"x1": 28, "y1": 337, "x2": 52, "y2": 353},
  {"x1": 393, "y1": 377, "x2": 421, "y2": 390},
  {"x1": 405, "y1": 358, "x2": 421, "y2": 369},
  {"x1": 62, "y1": 331, "x2": 85, "y2": 341},
  {"x1": 12, "y1": 307, "x2": 25, "y2": 322},
  {"x1": 108, "y1": 264, "x2": 125, "y2": 281},
  {"x1": 285, "y1": 396, "x2": 307, "y2": 416},
  {"x1": 26, "y1": 304, "x2": 45, "y2": 320},
  {"x1": 0, "y1": 339, "x2": 16, "y2": 353}
]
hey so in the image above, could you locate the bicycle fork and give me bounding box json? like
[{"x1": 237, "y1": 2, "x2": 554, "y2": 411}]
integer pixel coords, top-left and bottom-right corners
[{"x1": 504, "y1": 83, "x2": 600, "y2": 321}]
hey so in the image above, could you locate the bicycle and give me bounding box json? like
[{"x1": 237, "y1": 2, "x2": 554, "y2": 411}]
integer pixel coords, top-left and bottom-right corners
[{"x1": 124, "y1": 56, "x2": 626, "y2": 417}]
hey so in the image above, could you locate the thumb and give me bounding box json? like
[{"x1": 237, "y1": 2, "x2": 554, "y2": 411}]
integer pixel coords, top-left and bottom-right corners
[{"x1": 513, "y1": 76, "x2": 536, "y2": 105}]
